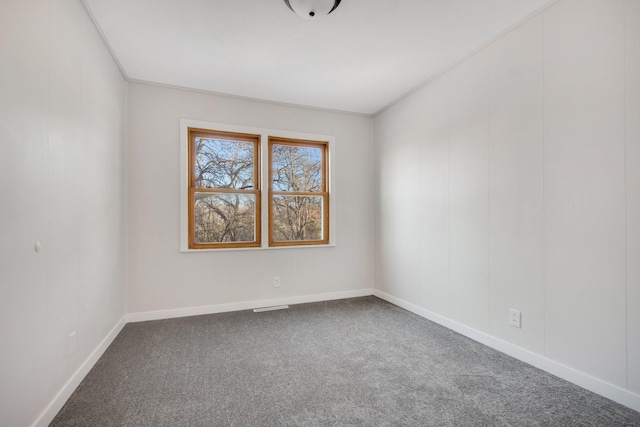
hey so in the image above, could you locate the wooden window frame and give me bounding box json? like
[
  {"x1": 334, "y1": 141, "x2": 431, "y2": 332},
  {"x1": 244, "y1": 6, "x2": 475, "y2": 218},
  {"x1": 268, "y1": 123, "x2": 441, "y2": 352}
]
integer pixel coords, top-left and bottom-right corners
[
  {"x1": 268, "y1": 136, "x2": 330, "y2": 247},
  {"x1": 188, "y1": 128, "x2": 261, "y2": 249}
]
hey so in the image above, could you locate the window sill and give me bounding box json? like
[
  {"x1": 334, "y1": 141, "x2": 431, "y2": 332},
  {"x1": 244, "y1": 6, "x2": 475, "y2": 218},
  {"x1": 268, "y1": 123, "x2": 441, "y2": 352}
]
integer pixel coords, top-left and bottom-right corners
[{"x1": 179, "y1": 243, "x2": 336, "y2": 253}]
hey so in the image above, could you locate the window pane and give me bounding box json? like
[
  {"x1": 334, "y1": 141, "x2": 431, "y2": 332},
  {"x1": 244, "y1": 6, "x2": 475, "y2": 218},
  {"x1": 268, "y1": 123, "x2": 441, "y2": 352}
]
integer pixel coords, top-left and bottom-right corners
[
  {"x1": 194, "y1": 193, "x2": 256, "y2": 243},
  {"x1": 194, "y1": 137, "x2": 254, "y2": 189},
  {"x1": 272, "y1": 195, "x2": 323, "y2": 242},
  {"x1": 272, "y1": 144, "x2": 322, "y2": 192}
]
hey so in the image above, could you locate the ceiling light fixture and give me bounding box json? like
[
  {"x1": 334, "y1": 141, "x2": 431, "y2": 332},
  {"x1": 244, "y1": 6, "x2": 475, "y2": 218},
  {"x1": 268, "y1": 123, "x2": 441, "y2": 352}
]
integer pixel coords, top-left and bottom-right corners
[{"x1": 284, "y1": 0, "x2": 342, "y2": 19}]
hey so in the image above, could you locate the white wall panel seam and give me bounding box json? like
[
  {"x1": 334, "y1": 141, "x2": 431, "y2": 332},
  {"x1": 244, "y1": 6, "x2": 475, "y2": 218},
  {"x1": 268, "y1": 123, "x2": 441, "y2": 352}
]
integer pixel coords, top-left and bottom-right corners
[
  {"x1": 487, "y1": 52, "x2": 491, "y2": 331},
  {"x1": 541, "y1": 7, "x2": 547, "y2": 358},
  {"x1": 623, "y1": 0, "x2": 629, "y2": 390},
  {"x1": 447, "y1": 75, "x2": 452, "y2": 317},
  {"x1": 45, "y1": 0, "x2": 53, "y2": 355}
]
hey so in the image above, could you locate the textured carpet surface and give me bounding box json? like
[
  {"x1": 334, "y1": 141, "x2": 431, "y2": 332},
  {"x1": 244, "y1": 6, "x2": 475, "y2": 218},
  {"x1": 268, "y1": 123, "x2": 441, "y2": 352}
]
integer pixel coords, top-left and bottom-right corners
[{"x1": 52, "y1": 297, "x2": 640, "y2": 426}]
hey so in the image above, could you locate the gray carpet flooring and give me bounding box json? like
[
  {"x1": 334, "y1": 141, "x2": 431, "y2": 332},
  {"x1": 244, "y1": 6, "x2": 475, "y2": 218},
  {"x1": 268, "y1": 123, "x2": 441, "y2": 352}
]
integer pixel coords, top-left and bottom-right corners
[{"x1": 51, "y1": 296, "x2": 640, "y2": 426}]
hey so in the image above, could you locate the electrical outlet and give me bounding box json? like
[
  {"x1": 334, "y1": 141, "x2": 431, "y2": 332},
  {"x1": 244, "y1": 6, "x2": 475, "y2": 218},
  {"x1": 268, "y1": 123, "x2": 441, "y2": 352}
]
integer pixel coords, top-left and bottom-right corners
[
  {"x1": 509, "y1": 309, "x2": 521, "y2": 329},
  {"x1": 69, "y1": 331, "x2": 77, "y2": 355},
  {"x1": 273, "y1": 276, "x2": 281, "y2": 288}
]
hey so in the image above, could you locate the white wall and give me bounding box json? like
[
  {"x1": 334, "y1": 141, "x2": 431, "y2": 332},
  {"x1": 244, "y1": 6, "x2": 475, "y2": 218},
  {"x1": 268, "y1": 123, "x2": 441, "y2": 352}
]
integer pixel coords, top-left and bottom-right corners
[
  {"x1": 0, "y1": 0, "x2": 128, "y2": 425},
  {"x1": 627, "y1": 0, "x2": 640, "y2": 395},
  {"x1": 127, "y1": 83, "x2": 374, "y2": 314},
  {"x1": 375, "y1": 0, "x2": 639, "y2": 403}
]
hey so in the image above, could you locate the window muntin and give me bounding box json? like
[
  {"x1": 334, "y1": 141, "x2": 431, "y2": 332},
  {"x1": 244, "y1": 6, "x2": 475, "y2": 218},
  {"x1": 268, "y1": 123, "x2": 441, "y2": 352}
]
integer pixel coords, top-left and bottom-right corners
[
  {"x1": 188, "y1": 128, "x2": 261, "y2": 249},
  {"x1": 268, "y1": 137, "x2": 329, "y2": 246}
]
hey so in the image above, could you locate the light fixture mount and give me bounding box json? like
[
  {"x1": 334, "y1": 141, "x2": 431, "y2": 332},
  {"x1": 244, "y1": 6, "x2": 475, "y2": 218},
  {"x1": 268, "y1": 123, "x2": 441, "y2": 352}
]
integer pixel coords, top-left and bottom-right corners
[{"x1": 284, "y1": 0, "x2": 341, "y2": 19}]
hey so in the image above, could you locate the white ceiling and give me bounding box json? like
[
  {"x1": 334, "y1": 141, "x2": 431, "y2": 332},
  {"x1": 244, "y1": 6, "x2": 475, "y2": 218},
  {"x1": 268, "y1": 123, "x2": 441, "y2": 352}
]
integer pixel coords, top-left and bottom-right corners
[{"x1": 83, "y1": 0, "x2": 552, "y2": 115}]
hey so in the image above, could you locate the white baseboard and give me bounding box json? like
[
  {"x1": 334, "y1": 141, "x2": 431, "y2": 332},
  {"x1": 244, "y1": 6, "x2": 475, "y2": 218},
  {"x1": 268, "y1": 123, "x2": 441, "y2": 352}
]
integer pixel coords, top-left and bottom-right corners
[
  {"x1": 127, "y1": 288, "x2": 374, "y2": 323},
  {"x1": 34, "y1": 288, "x2": 636, "y2": 425},
  {"x1": 33, "y1": 315, "x2": 128, "y2": 427},
  {"x1": 373, "y1": 289, "x2": 640, "y2": 413}
]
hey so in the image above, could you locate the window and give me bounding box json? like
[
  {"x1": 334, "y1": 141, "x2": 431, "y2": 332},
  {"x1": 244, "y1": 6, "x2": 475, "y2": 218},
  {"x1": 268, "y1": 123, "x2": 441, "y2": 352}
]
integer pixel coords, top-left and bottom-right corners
[
  {"x1": 188, "y1": 128, "x2": 261, "y2": 249},
  {"x1": 269, "y1": 137, "x2": 329, "y2": 246},
  {"x1": 181, "y1": 121, "x2": 333, "y2": 251}
]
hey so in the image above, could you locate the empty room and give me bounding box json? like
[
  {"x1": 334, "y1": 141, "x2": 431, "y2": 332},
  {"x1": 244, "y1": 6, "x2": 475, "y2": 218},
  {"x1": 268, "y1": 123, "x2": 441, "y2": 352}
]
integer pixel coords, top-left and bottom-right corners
[{"x1": 1, "y1": 0, "x2": 639, "y2": 425}]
